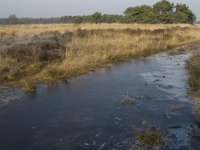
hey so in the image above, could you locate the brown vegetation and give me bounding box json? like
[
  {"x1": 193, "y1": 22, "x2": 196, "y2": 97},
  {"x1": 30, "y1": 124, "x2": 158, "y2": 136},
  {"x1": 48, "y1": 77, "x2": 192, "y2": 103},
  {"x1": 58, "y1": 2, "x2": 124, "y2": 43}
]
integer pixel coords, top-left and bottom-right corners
[
  {"x1": 187, "y1": 51, "x2": 200, "y2": 104},
  {"x1": 0, "y1": 24, "x2": 200, "y2": 90},
  {"x1": 133, "y1": 126, "x2": 165, "y2": 148},
  {"x1": 120, "y1": 93, "x2": 135, "y2": 105}
]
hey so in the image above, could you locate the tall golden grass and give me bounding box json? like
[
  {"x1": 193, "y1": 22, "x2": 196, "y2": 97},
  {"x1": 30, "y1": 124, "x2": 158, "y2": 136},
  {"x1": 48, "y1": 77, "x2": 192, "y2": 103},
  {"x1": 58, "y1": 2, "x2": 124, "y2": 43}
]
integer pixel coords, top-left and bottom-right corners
[
  {"x1": 0, "y1": 23, "x2": 197, "y2": 36},
  {"x1": 0, "y1": 24, "x2": 200, "y2": 90}
]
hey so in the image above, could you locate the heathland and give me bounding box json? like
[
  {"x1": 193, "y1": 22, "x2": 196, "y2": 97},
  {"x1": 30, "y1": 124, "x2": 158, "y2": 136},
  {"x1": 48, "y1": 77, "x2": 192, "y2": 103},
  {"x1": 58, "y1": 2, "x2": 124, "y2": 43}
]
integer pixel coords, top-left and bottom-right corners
[{"x1": 0, "y1": 23, "x2": 200, "y2": 92}]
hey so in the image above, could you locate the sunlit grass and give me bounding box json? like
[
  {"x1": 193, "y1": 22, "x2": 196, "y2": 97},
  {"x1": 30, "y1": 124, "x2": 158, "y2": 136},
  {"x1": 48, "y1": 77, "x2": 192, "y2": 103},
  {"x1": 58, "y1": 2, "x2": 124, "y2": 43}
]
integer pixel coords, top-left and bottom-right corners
[{"x1": 0, "y1": 23, "x2": 200, "y2": 90}]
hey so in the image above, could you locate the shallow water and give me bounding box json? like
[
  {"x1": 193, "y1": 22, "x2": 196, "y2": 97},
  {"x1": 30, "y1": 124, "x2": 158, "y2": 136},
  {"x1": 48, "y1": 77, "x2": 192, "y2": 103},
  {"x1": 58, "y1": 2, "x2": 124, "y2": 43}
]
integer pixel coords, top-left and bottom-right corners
[{"x1": 0, "y1": 46, "x2": 199, "y2": 150}]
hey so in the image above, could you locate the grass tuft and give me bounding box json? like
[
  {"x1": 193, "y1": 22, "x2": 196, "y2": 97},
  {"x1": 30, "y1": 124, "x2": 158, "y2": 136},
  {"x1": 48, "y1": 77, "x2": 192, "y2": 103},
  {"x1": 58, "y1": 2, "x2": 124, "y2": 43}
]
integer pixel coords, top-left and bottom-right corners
[
  {"x1": 133, "y1": 126, "x2": 165, "y2": 148},
  {"x1": 120, "y1": 93, "x2": 135, "y2": 105},
  {"x1": 22, "y1": 80, "x2": 36, "y2": 92}
]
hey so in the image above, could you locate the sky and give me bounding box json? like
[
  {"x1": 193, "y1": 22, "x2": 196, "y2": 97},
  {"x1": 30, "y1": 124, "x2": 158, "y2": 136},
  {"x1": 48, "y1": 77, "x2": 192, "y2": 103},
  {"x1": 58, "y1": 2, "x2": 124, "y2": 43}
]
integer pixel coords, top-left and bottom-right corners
[{"x1": 0, "y1": 0, "x2": 199, "y2": 20}]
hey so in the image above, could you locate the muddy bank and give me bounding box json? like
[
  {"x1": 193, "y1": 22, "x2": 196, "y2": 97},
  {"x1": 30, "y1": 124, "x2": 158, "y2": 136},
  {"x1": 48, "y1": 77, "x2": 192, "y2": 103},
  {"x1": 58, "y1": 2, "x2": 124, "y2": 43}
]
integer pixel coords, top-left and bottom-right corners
[{"x1": 0, "y1": 45, "x2": 200, "y2": 149}]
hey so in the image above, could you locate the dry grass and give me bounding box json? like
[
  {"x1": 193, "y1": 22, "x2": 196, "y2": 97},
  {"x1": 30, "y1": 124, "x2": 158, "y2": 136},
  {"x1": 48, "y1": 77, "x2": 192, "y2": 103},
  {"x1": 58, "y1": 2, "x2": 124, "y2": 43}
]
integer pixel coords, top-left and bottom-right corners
[
  {"x1": 22, "y1": 79, "x2": 36, "y2": 92},
  {"x1": 120, "y1": 93, "x2": 135, "y2": 105},
  {"x1": 0, "y1": 24, "x2": 200, "y2": 90},
  {"x1": 133, "y1": 126, "x2": 165, "y2": 148},
  {"x1": 0, "y1": 23, "x2": 195, "y2": 36}
]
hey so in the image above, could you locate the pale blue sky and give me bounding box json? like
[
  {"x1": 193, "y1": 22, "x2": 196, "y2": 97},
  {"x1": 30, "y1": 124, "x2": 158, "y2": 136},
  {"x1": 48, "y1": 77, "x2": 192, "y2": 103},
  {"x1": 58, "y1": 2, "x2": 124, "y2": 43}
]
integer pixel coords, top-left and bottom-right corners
[{"x1": 0, "y1": 0, "x2": 199, "y2": 20}]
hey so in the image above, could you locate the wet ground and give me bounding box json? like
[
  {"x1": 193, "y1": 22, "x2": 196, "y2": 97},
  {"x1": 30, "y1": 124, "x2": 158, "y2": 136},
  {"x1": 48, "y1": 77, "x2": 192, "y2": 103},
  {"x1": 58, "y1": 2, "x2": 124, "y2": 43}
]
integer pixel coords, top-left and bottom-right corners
[{"x1": 0, "y1": 45, "x2": 199, "y2": 150}]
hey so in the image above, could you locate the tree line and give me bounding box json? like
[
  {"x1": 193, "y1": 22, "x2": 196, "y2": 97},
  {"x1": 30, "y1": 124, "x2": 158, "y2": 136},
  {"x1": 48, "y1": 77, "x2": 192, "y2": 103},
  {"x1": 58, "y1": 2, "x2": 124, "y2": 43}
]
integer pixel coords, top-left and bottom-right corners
[
  {"x1": 123, "y1": 0, "x2": 196, "y2": 24},
  {"x1": 0, "y1": 0, "x2": 196, "y2": 25}
]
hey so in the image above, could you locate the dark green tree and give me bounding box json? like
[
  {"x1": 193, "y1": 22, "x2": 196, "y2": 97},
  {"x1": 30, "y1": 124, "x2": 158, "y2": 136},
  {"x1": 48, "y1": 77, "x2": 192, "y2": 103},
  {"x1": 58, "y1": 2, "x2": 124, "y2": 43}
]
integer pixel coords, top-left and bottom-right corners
[
  {"x1": 153, "y1": 0, "x2": 174, "y2": 23},
  {"x1": 0, "y1": 1, "x2": 196, "y2": 25},
  {"x1": 90, "y1": 12, "x2": 102, "y2": 23},
  {"x1": 124, "y1": 5, "x2": 156, "y2": 23},
  {"x1": 60, "y1": 16, "x2": 74, "y2": 23},
  {"x1": 101, "y1": 14, "x2": 124, "y2": 23},
  {"x1": 74, "y1": 16, "x2": 83, "y2": 24},
  {"x1": 172, "y1": 11, "x2": 188, "y2": 23},
  {"x1": 173, "y1": 3, "x2": 196, "y2": 24},
  {"x1": 153, "y1": 0, "x2": 174, "y2": 14},
  {"x1": 7, "y1": 14, "x2": 18, "y2": 24}
]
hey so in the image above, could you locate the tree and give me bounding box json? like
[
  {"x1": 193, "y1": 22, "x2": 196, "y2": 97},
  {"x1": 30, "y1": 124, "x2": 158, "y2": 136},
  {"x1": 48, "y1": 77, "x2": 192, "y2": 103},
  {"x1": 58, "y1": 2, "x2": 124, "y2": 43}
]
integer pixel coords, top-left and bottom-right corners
[
  {"x1": 173, "y1": 4, "x2": 196, "y2": 24},
  {"x1": 7, "y1": 14, "x2": 18, "y2": 24},
  {"x1": 124, "y1": 5, "x2": 156, "y2": 23},
  {"x1": 101, "y1": 14, "x2": 122, "y2": 23},
  {"x1": 172, "y1": 11, "x2": 188, "y2": 23},
  {"x1": 74, "y1": 16, "x2": 83, "y2": 24},
  {"x1": 153, "y1": 0, "x2": 174, "y2": 14},
  {"x1": 90, "y1": 12, "x2": 102, "y2": 23},
  {"x1": 153, "y1": 0, "x2": 174, "y2": 23},
  {"x1": 0, "y1": 1, "x2": 196, "y2": 25}
]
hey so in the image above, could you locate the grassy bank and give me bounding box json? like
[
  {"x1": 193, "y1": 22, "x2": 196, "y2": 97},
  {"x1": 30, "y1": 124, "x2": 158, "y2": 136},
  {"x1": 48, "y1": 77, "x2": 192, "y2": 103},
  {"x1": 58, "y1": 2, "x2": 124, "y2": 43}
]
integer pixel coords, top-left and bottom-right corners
[
  {"x1": 187, "y1": 50, "x2": 200, "y2": 106},
  {"x1": 187, "y1": 46, "x2": 200, "y2": 149},
  {"x1": 1, "y1": 24, "x2": 200, "y2": 91}
]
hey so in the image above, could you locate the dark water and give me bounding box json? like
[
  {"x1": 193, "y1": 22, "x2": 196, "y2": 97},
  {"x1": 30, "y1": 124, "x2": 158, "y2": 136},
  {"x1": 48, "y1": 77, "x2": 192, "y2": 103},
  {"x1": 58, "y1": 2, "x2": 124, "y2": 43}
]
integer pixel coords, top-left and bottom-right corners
[{"x1": 0, "y1": 47, "x2": 199, "y2": 150}]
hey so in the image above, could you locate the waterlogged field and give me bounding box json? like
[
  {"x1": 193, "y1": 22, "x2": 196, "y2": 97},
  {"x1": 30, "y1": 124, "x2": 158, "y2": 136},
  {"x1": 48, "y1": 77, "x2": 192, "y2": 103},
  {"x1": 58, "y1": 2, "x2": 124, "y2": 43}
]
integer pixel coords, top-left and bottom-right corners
[
  {"x1": 0, "y1": 24, "x2": 200, "y2": 149},
  {"x1": 0, "y1": 24, "x2": 200, "y2": 91},
  {"x1": 0, "y1": 45, "x2": 200, "y2": 149}
]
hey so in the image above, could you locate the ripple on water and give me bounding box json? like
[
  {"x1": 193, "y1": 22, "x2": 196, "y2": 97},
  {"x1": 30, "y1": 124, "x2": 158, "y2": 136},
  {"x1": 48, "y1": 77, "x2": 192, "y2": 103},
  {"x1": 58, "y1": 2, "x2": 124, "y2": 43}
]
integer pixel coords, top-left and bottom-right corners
[{"x1": 0, "y1": 86, "x2": 23, "y2": 107}]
